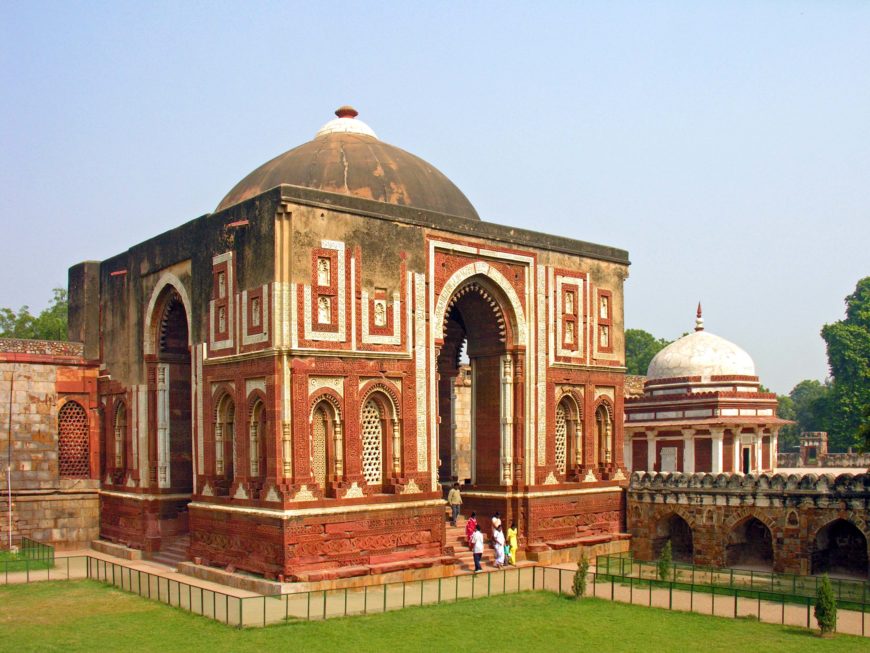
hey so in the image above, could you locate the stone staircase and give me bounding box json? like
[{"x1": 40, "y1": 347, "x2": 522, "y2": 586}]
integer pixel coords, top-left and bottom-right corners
[
  {"x1": 149, "y1": 534, "x2": 190, "y2": 570},
  {"x1": 448, "y1": 518, "x2": 496, "y2": 572},
  {"x1": 448, "y1": 518, "x2": 536, "y2": 573}
]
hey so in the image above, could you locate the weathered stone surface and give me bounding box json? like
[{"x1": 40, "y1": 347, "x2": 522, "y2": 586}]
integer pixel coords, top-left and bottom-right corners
[{"x1": 628, "y1": 471, "x2": 870, "y2": 575}]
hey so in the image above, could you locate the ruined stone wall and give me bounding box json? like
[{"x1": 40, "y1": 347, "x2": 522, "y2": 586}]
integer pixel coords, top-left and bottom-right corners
[
  {"x1": 627, "y1": 471, "x2": 870, "y2": 575},
  {"x1": 776, "y1": 452, "x2": 870, "y2": 468},
  {"x1": 0, "y1": 339, "x2": 100, "y2": 548}
]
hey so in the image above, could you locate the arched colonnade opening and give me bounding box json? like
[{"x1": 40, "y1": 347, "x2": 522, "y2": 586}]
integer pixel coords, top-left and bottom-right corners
[
  {"x1": 653, "y1": 513, "x2": 694, "y2": 564},
  {"x1": 726, "y1": 517, "x2": 773, "y2": 570},
  {"x1": 811, "y1": 519, "x2": 869, "y2": 579}
]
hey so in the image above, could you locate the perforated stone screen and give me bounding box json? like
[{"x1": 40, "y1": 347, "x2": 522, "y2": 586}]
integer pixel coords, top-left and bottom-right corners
[
  {"x1": 361, "y1": 400, "x2": 383, "y2": 486},
  {"x1": 59, "y1": 401, "x2": 90, "y2": 478},
  {"x1": 555, "y1": 403, "x2": 567, "y2": 474}
]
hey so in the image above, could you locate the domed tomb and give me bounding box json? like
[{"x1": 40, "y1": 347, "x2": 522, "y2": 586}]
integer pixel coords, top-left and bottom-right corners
[
  {"x1": 216, "y1": 106, "x2": 480, "y2": 220},
  {"x1": 646, "y1": 306, "x2": 756, "y2": 382}
]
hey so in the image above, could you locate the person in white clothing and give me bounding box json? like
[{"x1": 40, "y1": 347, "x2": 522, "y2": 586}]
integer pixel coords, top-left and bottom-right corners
[
  {"x1": 493, "y1": 524, "x2": 506, "y2": 568},
  {"x1": 471, "y1": 525, "x2": 484, "y2": 572}
]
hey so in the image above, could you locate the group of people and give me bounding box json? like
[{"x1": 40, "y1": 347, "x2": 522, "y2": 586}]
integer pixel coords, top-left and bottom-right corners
[
  {"x1": 466, "y1": 511, "x2": 518, "y2": 572},
  {"x1": 447, "y1": 483, "x2": 519, "y2": 573}
]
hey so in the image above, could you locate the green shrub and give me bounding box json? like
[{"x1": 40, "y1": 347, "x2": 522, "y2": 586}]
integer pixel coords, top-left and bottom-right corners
[
  {"x1": 657, "y1": 541, "x2": 672, "y2": 582},
  {"x1": 814, "y1": 574, "x2": 837, "y2": 636},
  {"x1": 573, "y1": 554, "x2": 589, "y2": 599}
]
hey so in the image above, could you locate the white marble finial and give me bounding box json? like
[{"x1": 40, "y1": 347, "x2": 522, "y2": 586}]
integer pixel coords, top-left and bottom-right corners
[{"x1": 315, "y1": 105, "x2": 378, "y2": 139}]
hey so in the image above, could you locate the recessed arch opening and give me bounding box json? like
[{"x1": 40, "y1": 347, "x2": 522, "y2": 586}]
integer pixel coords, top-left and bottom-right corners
[
  {"x1": 726, "y1": 517, "x2": 773, "y2": 570},
  {"x1": 811, "y1": 519, "x2": 869, "y2": 579},
  {"x1": 654, "y1": 513, "x2": 694, "y2": 563}
]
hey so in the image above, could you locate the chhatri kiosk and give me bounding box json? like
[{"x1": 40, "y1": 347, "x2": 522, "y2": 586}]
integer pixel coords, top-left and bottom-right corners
[{"x1": 624, "y1": 307, "x2": 789, "y2": 475}]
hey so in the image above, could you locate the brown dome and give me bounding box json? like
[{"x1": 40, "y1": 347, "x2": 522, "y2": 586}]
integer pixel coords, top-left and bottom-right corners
[{"x1": 215, "y1": 109, "x2": 479, "y2": 220}]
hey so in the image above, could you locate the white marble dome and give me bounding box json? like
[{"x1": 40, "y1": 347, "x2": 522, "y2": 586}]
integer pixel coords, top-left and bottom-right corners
[{"x1": 647, "y1": 322, "x2": 756, "y2": 381}]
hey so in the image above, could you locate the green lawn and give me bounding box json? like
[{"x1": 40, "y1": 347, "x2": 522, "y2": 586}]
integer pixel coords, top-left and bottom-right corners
[{"x1": 0, "y1": 580, "x2": 866, "y2": 653}]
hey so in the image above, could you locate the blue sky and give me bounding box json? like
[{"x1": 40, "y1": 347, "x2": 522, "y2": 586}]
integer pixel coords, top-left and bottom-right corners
[{"x1": 1, "y1": 2, "x2": 868, "y2": 393}]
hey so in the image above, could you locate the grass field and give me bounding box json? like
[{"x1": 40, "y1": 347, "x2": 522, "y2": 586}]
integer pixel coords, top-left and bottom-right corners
[{"x1": 0, "y1": 580, "x2": 866, "y2": 653}]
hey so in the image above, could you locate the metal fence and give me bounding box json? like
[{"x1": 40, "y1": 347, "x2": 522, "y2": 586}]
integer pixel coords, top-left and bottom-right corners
[
  {"x1": 2, "y1": 554, "x2": 87, "y2": 584},
  {"x1": 3, "y1": 554, "x2": 869, "y2": 636},
  {"x1": 85, "y1": 557, "x2": 540, "y2": 627},
  {"x1": 539, "y1": 566, "x2": 870, "y2": 638},
  {"x1": 19, "y1": 536, "x2": 54, "y2": 567},
  {"x1": 596, "y1": 552, "x2": 870, "y2": 608},
  {"x1": 0, "y1": 537, "x2": 56, "y2": 577}
]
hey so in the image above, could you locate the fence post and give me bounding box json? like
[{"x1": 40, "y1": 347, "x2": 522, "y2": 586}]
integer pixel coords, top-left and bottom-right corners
[
  {"x1": 611, "y1": 576, "x2": 614, "y2": 601},
  {"x1": 669, "y1": 582, "x2": 673, "y2": 610},
  {"x1": 733, "y1": 591, "x2": 737, "y2": 618},
  {"x1": 323, "y1": 590, "x2": 327, "y2": 620},
  {"x1": 711, "y1": 586, "x2": 715, "y2": 615},
  {"x1": 383, "y1": 584, "x2": 387, "y2": 612},
  {"x1": 629, "y1": 575, "x2": 633, "y2": 604},
  {"x1": 806, "y1": 598, "x2": 810, "y2": 629}
]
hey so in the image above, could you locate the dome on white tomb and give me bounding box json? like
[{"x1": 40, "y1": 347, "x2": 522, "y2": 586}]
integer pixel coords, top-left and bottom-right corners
[{"x1": 646, "y1": 306, "x2": 757, "y2": 381}]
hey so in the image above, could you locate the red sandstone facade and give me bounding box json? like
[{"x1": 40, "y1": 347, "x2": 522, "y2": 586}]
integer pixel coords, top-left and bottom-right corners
[{"x1": 69, "y1": 110, "x2": 631, "y2": 580}]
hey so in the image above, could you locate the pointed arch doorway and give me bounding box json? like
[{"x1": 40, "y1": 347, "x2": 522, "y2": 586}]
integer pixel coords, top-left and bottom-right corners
[
  {"x1": 436, "y1": 275, "x2": 523, "y2": 493},
  {"x1": 146, "y1": 284, "x2": 194, "y2": 549}
]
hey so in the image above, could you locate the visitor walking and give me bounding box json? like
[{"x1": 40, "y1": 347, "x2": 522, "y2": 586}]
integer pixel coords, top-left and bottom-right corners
[
  {"x1": 491, "y1": 512, "x2": 501, "y2": 533},
  {"x1": 465, "y1": 511, "x2": 478, "y2": 548},
  {"x1": 447, "y1": 483, "x2": 462, "y2": 526},
  {"x1": 506, "y1": 521, "x2": 518, "y2": 565},
  {"x1": 493, "y1": 524, "x2": 506, "y2": 568},
  {"x1": 471, "y1": 524, "x2": 484, "y2": 572}
]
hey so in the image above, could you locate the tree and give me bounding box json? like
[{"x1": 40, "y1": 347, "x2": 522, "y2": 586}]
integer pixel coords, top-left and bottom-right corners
[
  {"x1": 776, "y1": 394, "x2": 799, "y2": 451},
  {"x1": 0, "y1": 288, "x2": 68, "y2": 341},
  {"x1": 572, "y1": 554, "x2": 589, "y2": 598},
  {"x1": 657, "y1": 540, "x2": 672, "y2": 581},
  {"x1": 821, "y1": 278, "x2": 870, "y2": 450},
  {"x1": 790, "y1": 379, "x2": 833, "y2": 432},
  {"x1": 625, "y1": 329, "x2": 672, "y2": 375},
  {"x1": 814, "y1": 573, "x2": 837, "y2": 636}
]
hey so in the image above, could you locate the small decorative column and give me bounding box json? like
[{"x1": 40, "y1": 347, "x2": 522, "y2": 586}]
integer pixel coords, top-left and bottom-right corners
[
  {"x1": 499, "y1": 354, "x2": 514, "y2": 485},
  {"x1": 156, "y1": 363, "x2": 170, "y2": 488},
  {"x1": 281, "y1": 422, "x2": 293, "y2": 479},
  {"x1": 333, "y1": 420, "x2": 344, "y2": 478},
  {"x1": 711, "y1": 428, "x2": 724, "y2": 474},
  {"x1": 392, "y1": 419, "x2": 401, "y2": 475},
  {"x1": 647, "y1": 430, "x2": 657, "y2": 471},
  {"x1": 682, "y1": 430, "x2": 695, "y2": 474},
  {"x1": 623, "y1": 434, "x2": 633, "y2": 471}
]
